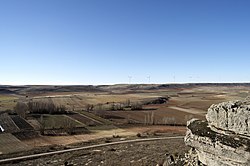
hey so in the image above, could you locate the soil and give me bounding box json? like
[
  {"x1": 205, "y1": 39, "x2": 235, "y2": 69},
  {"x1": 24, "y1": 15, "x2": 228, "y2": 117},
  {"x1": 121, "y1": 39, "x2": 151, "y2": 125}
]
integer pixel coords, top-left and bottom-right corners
[
  {"x1": 3, "y1": 137, "x2": 189, "y2": 166},
  {"x1": 22, "y1": 126, "x2": 186, "y2": 147}
]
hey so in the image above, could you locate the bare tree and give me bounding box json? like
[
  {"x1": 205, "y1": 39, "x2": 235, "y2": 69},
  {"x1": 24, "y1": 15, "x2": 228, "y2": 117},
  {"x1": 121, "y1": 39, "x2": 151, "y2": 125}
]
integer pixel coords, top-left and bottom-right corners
[
  {"x1": 144, "y1": 114, "x2": 147, "y2": 125},
  {"x1": 63, "y1": 118, "x2": 75, "y2": 135},
  {"x1": 131, "y1": 102, "x2": 143, "y2": 110},
  {"x1": 150, "y1": 111, "x2": 155, "y2": 125},
  {"x1": 125, "y1": 99, "x2": 131, "y2": 107},
  {"x1": 28, "y1": 101, "x2": 66, "y2": 114},
  {"x1": 86, "y1": 104, "x2": 94, "y2": 111},
  {"x1": 40, "y1": 115, "x2": 45, "y2": 135},
  {"x1": 14, "y1": 102, "x2": 28, "y2": 119}
]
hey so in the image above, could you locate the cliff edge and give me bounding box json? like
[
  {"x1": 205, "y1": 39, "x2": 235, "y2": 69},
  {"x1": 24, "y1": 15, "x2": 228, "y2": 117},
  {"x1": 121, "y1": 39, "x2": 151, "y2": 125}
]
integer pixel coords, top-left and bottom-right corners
[{"x1": 184, "y1": 100, "x2": 250, "y2": 166}]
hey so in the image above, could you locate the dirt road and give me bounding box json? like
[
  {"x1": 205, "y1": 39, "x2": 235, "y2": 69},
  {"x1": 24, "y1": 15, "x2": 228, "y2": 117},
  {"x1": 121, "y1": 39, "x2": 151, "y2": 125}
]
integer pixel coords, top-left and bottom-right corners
[{"x1": 0, "y1": 136, "x2": 184, "y2": 164}]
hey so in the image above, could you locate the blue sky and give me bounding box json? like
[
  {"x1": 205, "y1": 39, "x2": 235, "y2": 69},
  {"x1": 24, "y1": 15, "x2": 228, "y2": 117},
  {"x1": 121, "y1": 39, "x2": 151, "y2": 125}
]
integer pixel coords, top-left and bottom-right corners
[{"x1": 0, "y1": 0, "x2": 250, "y2": 85}]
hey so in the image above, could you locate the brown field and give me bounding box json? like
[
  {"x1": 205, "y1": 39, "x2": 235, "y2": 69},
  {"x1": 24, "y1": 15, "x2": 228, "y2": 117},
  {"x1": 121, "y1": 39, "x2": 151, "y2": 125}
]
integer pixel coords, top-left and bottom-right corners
[
  {"x1": 1, "y1": 84, "x2": 248, "y2": 127},
  {"x1": 0, "y1": 133, "x2": 31, "y2": 154},
  {"x1": 67, "y1": 113, "x2": 101, "y2": 126},
  {"x1": 20, "y1": 125, "x2": 185, "y2": 147},
  {"x1": 0, "y1": 84, "x2": 250, "y2": 164},
  {"x1": 1, "y1": 84, "x2": 248, "y2": 131}
]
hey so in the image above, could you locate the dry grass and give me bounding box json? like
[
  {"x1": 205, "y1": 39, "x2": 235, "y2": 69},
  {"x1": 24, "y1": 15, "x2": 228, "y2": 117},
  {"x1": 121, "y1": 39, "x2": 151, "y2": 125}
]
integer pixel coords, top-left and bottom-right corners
[
  {"x1": 0, "y1": 95, "x2": 18, "y2": 111},
  {"x1": 0, "y1": 133, "x2": 30, "y2": 154}
]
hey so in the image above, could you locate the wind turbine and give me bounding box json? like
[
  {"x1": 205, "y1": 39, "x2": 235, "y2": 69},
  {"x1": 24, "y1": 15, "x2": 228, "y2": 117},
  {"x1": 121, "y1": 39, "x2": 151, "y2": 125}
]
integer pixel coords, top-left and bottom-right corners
[
  {"x1": 128, "y1": 76, "x2": 132, "y2": 84},
  {"x1": 147, "y1": 76, "x2": 151, "y2": 84},
  {"x1": 173, "y1": 75, "x2": 176, "y2": 83}
]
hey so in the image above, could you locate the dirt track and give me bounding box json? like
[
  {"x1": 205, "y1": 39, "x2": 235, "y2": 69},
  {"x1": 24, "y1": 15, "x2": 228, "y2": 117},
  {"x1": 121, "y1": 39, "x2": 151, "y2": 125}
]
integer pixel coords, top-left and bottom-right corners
[
  {"x1": 0, "y1": 136, "x2": 187, "y2": 166},
  {"x1": 168, "y1": 106, "x2": 205, "y2": 115}
]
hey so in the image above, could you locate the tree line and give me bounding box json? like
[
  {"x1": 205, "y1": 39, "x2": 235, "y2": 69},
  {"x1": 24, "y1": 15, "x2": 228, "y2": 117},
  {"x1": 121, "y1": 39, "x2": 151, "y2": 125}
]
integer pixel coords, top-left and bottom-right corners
[{"x1": 14, "y1": 100, "x2": 67, "y2": 119}]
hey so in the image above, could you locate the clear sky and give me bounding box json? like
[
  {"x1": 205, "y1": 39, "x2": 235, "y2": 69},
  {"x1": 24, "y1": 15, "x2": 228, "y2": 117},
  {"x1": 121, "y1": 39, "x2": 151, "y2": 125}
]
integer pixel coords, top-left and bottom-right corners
[{"x1": 1, "y1": 0, "x2": 250, "y2": 85}]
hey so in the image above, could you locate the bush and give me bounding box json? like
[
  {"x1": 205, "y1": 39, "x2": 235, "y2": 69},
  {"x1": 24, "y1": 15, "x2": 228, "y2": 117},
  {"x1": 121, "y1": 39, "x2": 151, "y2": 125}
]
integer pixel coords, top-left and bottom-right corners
[
  {"x1": 136, "y1": 133, "x2": 142, "y2": 137},
  {"x1": 131, "y1": 102, "x2": 143, "y2": 110},
  {"x1": 112, "y1": 134, "x2": 120, "y2": 138}
]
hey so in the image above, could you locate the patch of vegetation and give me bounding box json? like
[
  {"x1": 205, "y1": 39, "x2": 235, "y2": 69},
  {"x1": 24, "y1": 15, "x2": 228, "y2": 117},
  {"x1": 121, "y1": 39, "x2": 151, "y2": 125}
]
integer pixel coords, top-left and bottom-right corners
[
  {"x1": 0, "y1": 95, "x2": 17, "y2": 111},
  {"x1": 35, "y1": 115, "x2": 84, "y2": 130},
  {"x1": 28, "y1": 100, "x2": 67, "y2": 114},
  {"x1": 0, "y1": 95, "x2": 17, "y2": 101},
  {"x1": 143, "y1": 97, "x2": 169, "y2": 105}
]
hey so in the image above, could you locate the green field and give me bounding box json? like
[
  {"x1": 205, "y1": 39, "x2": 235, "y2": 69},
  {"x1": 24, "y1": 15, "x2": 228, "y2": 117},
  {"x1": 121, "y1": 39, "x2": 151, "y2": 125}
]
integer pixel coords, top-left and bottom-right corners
[
  {"x1": 0, "y1": 95, "x2": 17, "y2": 101},
  {"x1": 34, "y1": 115, "x2": 85, "y2": 129},
  {"x1": 0, "y1": 95, "x2": 18, "y2": 111}
]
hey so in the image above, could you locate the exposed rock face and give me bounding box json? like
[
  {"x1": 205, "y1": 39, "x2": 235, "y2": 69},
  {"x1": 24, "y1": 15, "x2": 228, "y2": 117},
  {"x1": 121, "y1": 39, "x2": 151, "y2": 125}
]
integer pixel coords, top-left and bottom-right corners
[
  {"x1": 207, "y1": 100, "x2": 250, "y2": 136},
  {"x1": 184, "y1": 101, "x2": 250, "y2": 166}
]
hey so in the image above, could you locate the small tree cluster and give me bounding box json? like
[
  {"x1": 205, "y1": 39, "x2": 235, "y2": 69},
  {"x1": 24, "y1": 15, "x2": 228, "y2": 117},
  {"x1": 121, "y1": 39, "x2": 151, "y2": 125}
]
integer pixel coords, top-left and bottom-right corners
[
  {"x1": 124, "y1": 99, "x2": 131, "y2": 108},
  {"x1": 87, "y1": 99, "x2": 143, "y2": 112},
  {"x1": 110, "y1": 102, "x2": 124, "y2": 111},
  {"x1": 28, "y1": 101, "x2": 66, "y2": 114},
  {"x1": 86, "y1": 104, "x2": 94, "y2": 111},
  {"x1": 131, "y1": 102, "x2": 143, "y2": 110}
]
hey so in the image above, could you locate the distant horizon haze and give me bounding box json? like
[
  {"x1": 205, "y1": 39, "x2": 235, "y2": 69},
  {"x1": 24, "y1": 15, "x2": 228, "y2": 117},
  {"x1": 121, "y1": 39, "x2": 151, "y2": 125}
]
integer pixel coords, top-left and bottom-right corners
[{"x1": 1, "y1": 81, "x2": 250, "y2": 86}]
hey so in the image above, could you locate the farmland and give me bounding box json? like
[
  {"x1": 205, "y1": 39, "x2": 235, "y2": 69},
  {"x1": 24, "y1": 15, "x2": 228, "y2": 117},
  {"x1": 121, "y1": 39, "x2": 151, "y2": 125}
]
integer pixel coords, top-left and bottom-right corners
[
  {"x1": 0, "y1": 84, "x2": 250, "y2": 164},
  {"x1": 32, "y1": 114, "x2": 85, "y2": 129},
  {"x1": 0, "y1": 95, "x2": 18, "y2": 111},
  {"x1": 1, "y1": 84, "x2": 249, "y2": 130},
  {"x1": 0, "y1": 133, "x2": 30, "y2": 154}
]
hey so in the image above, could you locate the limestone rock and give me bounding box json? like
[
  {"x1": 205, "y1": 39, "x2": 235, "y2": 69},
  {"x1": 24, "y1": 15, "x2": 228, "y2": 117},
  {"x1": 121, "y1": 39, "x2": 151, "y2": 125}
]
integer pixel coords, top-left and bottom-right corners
[
  {"x1": 206, "y1": 100, "x2": 250, "y2": 136},
  {"x1": 185, "y1": 119, "x2": 250, "y2": 165},
  {"x1": 185, "y1": 100, "x2": 250, "y2": 166}
]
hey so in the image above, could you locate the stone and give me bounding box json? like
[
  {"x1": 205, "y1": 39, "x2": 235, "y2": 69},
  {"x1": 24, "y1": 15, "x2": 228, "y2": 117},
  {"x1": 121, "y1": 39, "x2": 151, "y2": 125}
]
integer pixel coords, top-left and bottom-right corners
[
  {"x1": 206, "y1": 100, "x2": 250, "y2": 136},
  {"x1": 184, "y1": 100, "x2": 250, "y2": 166},
  {"x1": 185, "y1": 119, "x2": 250, "y2": 165}
]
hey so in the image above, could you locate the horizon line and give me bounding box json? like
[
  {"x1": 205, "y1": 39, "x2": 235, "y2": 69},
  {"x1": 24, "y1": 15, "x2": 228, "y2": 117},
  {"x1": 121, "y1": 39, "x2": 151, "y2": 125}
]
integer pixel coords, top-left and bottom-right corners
[{"x1": 1, "y1": 82, "x2": 250, "y2": 86}]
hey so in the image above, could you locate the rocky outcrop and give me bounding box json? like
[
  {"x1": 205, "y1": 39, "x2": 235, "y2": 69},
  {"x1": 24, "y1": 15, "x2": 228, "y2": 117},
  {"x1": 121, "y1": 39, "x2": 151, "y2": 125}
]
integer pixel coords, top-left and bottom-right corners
[
  {"x1": 184, "y1": 100, "x2": 250, "y2": 166},
  {"x1": 206, "y1": 100, "x2": 250, "y2": 136}
]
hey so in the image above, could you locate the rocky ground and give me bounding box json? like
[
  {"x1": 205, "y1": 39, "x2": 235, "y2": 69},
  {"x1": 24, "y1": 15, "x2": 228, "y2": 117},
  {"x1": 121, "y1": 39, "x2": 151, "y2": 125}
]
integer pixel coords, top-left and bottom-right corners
[{"x1": 2, "y1": 137, "x2": 189, "y2": 166}]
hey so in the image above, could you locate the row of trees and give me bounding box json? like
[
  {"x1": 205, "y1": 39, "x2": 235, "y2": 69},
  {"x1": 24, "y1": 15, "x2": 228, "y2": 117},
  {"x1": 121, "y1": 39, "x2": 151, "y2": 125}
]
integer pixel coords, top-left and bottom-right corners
[
  {"x1": 86, "y1": 99, "x2": 143, "y2": 111},
  {"x1": 28, "y1": 101, "x2": 66, "y2": 114},
  {"x1": 14, "y1": 100, "x2": 67, "y2": 119}
]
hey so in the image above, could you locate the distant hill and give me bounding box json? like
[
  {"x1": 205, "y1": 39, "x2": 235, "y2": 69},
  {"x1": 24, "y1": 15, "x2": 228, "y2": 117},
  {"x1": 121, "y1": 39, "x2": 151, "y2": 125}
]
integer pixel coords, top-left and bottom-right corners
[
  {"x1": 0, "y1": 88, "x2": 16, "y2": 94},
  {"x1": 0, "y1": 83, "x2": 250, "y2": 95}
]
